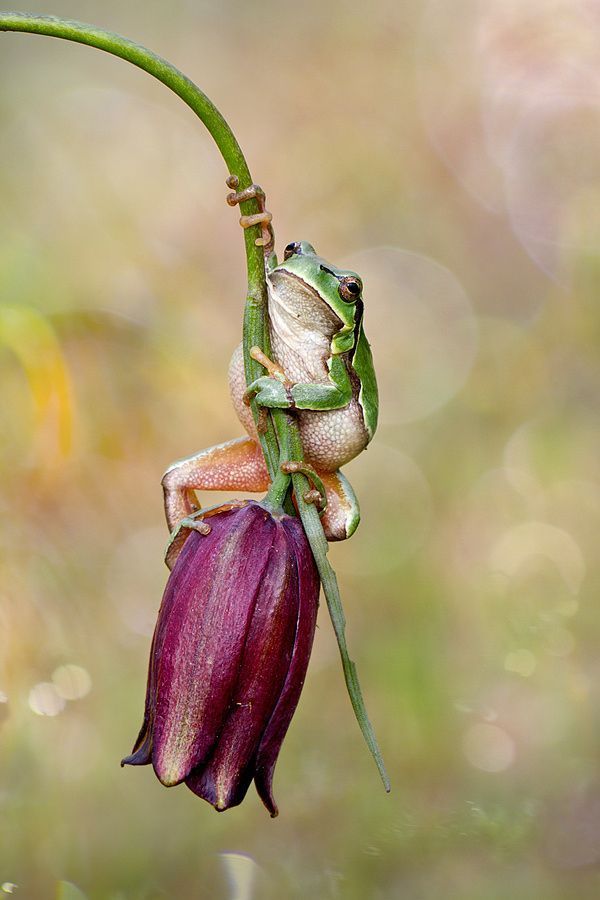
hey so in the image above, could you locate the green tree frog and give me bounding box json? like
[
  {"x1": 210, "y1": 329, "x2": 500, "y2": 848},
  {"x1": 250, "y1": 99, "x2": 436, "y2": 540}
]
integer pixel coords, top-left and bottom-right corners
[{"x1": 162, "y1": 237, "x2": 378, "y2": 566}]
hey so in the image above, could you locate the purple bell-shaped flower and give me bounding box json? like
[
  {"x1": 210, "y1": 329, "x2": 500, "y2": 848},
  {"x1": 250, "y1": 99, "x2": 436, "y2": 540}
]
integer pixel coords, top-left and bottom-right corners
[{"x1": 122, "y1": 500, "x2": 319, "y2": 816}]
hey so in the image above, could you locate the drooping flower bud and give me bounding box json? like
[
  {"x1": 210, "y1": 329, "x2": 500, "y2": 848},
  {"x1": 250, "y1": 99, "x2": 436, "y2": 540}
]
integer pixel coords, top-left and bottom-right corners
[{"x1": 122, "y1": 500, "x2": 319, "y2": 816}]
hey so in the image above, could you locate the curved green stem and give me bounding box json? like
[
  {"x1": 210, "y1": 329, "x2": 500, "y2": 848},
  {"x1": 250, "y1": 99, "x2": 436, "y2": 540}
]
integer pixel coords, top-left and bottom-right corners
[
  {"x1": 0, "y1": 11, "x2": 280, "y2": 478},
  {"x1": 262, "y1": 468, "x2": 291, "y2": 513}
]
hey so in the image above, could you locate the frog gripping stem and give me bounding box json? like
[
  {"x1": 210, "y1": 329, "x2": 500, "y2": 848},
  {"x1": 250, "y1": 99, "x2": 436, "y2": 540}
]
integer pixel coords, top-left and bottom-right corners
[
  {"x1": 226, "y1": 176, "x2": 274, "y2": 252},
  {"x1": 0, "y1": 11, "x2": 390, "y2": 798}
]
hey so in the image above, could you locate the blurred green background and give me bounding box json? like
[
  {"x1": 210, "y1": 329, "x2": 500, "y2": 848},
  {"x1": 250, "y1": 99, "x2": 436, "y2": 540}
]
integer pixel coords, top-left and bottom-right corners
[{"x1": 1, "y1": 1, "x2": 600, "y2": 897}]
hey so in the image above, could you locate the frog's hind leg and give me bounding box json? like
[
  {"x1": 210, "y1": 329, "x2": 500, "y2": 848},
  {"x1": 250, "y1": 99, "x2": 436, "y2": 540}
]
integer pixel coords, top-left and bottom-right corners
[
  {"x1": 162, "y1": 436, "x2": 359, "y2": 566},
  {"x1": 161, "y1": 436, "x2": 269, "y2": 533},
  {"x1": 320, "y1": 470, "x2": 361, "y2": 542}
]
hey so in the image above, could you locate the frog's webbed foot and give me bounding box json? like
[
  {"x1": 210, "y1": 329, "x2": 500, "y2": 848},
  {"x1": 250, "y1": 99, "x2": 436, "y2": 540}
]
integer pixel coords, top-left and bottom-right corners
[
  {"x1": 243, "y1": 346, "x2": 296, "y2": 410},
  {"x1": 226, "y1": 176, "x2": 274, "y2": 253},
  {"x1": 165, "y1": 502, "x2": 254, "y2": 570},
  {"x1": 165, "y1": 510, "x2": 212, "y2": 570},
  {"x1": 279, "y1": 463, "x2": 360, "y2": 541},
  {"x1": 244, "y1": 375, "x2": 295, "y2": 410},
  {"x1": 280, "y1": 461, "x2": 327, "y2": 512}
]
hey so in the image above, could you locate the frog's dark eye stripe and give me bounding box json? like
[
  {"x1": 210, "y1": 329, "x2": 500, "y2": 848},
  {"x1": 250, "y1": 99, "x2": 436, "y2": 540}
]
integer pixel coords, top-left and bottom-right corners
[
  {"x1": 319, "y1": 264, "x2": 336, "y2": 277},
  {"x1": 284, "y1": 241, "x2": 302, "y2": 260},
  {"x1": 338, "y1": 275, "x2": 362, "y2": 304},
  {"x1": 349, "y1": 298, "x2": 364, "y2": 362}
]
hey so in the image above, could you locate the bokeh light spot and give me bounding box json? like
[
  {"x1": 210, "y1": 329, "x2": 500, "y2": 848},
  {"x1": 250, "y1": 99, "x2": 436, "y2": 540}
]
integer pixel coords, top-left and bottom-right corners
[
  {"x1": 490, "y1": 521, "x2": 585, "y2": 595},
  {"x1": 419, "y1": 0, "x2": 600, "y2": 282},
  {"x1": 504, "y1": 99, "x2": 600, "y2": 280},
  {"x1": 52, "y1": 664, "x2": 92, "y2": 701},
  {"x1": 463, "y1": 723, "x2": 515, "y2": 772},
  {"x1": 28, "y1": 682, "x2": 66, "y2": 717}
]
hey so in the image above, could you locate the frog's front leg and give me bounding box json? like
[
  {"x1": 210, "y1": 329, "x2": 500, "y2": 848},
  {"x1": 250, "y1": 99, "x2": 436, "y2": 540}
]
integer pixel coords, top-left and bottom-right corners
[
  {"x1": 245, "y1": 351, "x2": 353, "y2": 412},
  {"x1": 162, "y1": 436, "x2": 269, "y2": 530}
]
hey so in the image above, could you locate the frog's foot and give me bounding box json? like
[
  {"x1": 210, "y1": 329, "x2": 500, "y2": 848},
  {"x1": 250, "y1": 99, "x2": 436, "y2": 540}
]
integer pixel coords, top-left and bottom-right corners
[
  {"x1": 249, "y1": 346, "x2": 288, "y2": 382},
  {"x1": 243, "y1": 375, "x2": 295, "y2": 410},
  {"x1": 162, "y1": 436, "x2": 269, "y2": 567},
  {"x1": 280, "y1": 461, "x2": 327, "y2": 512},
  {"x1": 165, "y1": 510, "x2": 211, "y2": 570},
  {"x1": 226, "y1": 176, "x2": 274, "y2": 251},
  {"x1": 243, "y1": 348, "x2": 294, "y2": 410},
  {"x1": 243, "y1": 347, "x2": 293, "y2": 409},
  {"x1": 281, "y1": 463, "x2": 360, "y2": 541},
  {"x1": 165, "y1": 502, "x2": 249, "y2": 570},
  {"x1": 319, "y1": 470, "x2": 360, "y2": 542}
]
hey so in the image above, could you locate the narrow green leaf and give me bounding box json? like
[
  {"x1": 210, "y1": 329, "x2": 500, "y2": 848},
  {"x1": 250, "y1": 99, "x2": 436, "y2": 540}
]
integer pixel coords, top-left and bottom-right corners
[
  {"x1": 277, "y1": 414, "x2": 390, "y2": 793},
  {"x1": 296, "y1": 494, "x2": 391, "y2": 793}
]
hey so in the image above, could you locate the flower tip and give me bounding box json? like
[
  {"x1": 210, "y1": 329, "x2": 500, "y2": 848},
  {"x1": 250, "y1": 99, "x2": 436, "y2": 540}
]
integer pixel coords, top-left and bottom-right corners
[
  {"x1": 214, "y1": 784, "x2": 230, "y2": 813},
  {"x1": 154, "y1": 768, "x2": 184, "y2": 788},
  {"x1": 152, "y1": 754, "x2": 190, "y2": 787},
  {"x1": 255, "y1": 771, "x2": 279, "y2": 817},
  {"x1": 120, "y1": 743, "x2": 152, "y2": 768}
]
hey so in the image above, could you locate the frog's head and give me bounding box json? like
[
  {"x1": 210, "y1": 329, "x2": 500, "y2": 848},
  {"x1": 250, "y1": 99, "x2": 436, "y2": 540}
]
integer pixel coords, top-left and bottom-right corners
[{"x1": 269, "y1": 241, "x2": 364, "y2": 354}]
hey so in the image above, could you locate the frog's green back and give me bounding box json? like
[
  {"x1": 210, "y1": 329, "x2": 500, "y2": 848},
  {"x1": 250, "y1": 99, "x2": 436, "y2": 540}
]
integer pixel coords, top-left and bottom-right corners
[{"x1": 352, "y1": 326, "x2": 378, "y2": 440}]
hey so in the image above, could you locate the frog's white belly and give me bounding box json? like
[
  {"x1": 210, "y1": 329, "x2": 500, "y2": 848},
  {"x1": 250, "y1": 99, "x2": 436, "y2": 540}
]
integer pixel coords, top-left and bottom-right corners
[{"x1": 228, "y1": 342, "x2": 368, "y2": 473}]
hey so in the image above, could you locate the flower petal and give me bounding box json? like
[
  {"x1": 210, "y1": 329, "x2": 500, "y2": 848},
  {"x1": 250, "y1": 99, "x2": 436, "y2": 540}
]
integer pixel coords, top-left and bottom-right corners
[
  {"x1": 120, "y1": 627, "x2": 158, "y2": 767},
  {"x1": 152, "y1": 504, "x2": 276, "y2": 786},
  {"x1": 186, "y1": 519, "x2": 299, "y2": 810},
  {"x1": 254, "y1": 516, "x2": 320, "y2": 816}
]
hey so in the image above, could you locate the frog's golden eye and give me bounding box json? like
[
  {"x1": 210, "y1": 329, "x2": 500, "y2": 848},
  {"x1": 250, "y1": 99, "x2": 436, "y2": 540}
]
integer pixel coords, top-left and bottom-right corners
[
  {"x1": 339, "y1": 276, "x2": 362, "y2": 303},
  {"x1": 284, "y1": 242, "x2": 302, "y2": 260}
]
